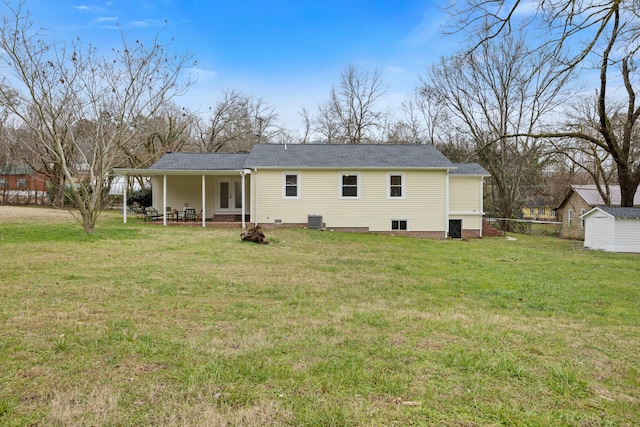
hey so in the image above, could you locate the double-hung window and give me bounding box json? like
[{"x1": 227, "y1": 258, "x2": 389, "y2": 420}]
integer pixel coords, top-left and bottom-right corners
[
  {"x1": 283, "y1": 173, "x2": 300, "y2": 199},
  {"x1": 340, "y1": 173, "x2": 360, "y2": 199},
  {"x1": 388, "y1": 173, "x2": 405, "y2": 199}
]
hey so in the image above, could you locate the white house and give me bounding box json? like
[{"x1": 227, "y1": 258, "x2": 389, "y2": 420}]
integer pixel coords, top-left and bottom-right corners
[
  {"x1": 114, "y1": 144, "x2": 490, "y2": 238},
  {"x1": 581, "y1": 206, "x2": 640, "y2": 253}
]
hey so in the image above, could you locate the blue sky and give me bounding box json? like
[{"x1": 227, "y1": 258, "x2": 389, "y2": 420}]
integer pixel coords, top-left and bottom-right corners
[{"x1": 18, "y1": 0, "x2": 455, "y2": 131}]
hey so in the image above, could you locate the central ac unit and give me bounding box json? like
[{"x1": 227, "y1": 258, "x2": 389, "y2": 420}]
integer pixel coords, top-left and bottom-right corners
[{"x1": 307, "y1": 215, "x2": 323, "y2": 229}]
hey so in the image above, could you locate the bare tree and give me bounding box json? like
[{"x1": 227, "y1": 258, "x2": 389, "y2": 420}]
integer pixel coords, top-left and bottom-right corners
[
  {"x1": 313, "y1": 100, "x2": 342, "y2": 144},
  {"x1": 0, "y1": 1, "x2": 194, "y2": 232},
  {"x1": 547, "y1": 94, "x2": 618, "y2": 204},
  {"x1": 447, "y1": 0, "x2": 637, "y2": 68},
  {"x1": 447, "y1": 0, "x2": 640, "y2": 206},
  {"x1": 120, "y1": 102, "x2": 196, "y2": 189},
  {"x1": 317, "y1": 65, "x2": 388, "y2": 144},
  {"x1": 298, "y1": 107, "x2": 312, "y2": 144},
  {"x1": 425, "y1": 32, "x2": 574, "y2": 219},
  {"x1": 194, "y1": 89, "x2": 278, "y2": 153}
]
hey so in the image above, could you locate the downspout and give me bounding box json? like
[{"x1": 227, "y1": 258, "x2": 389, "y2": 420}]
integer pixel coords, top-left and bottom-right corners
[
  {"x1": 253, "y1": 168, "x2": 258, "y2": 226},
  {"x1": 202, "y1": 174, "x2": 206, "y2": 227},
  {"x1": 479, "y1": 176, "x2": 484, "y2": 237},
  {"x1": 445, "y1": 169, "x2": 450, "y2": 238},
  {"x1": 163, "y1": 174, "x2": 167, "y2": 226}
]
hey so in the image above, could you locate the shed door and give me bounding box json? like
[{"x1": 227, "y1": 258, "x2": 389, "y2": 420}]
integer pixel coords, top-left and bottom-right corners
[{"x1": 449, "y1": 219, "x2": 462, "y2": 239}]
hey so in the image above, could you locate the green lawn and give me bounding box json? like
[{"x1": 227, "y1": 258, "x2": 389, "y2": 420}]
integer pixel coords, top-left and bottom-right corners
[{"x1": 1, "y1": 207, "x2": 639, "y2": 426}]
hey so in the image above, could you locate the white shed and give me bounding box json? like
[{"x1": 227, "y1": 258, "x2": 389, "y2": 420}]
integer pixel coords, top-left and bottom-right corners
[{"x1": 581, "y1": 207, "x2": 640, "y2": 253}]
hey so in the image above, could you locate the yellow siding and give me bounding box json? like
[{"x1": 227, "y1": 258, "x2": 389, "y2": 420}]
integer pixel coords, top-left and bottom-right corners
[
  {"x1": 450, "y1": 214, "x2": 482, "y2": 230},
  {"x1": 448, "y1": 175, "x2": 483, "y2": 232},
  {"x1": 252, "y1": 169, "x2": 447, "y2": 231},
  {"x1": 449, "y1": 176, "x2": 482, "y2": 213}
]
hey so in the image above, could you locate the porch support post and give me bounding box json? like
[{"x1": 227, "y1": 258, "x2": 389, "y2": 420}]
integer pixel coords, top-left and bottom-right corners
[
  {"x1": 201, "y1": 174, "x2": 206, "y2": 227},
  {"x1": 241, "y1": 170, "x2": 247, "y2": 229},
  {"x1": 163, "y1": 175, "x2": 167, "y2": 226},
  {"x1": 123, "y1": 176, "x2": 127, "y2": 224}
]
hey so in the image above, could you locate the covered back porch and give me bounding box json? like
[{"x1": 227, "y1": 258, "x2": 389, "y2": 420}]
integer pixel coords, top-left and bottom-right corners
[{"x1": 115, "y1": 168, "x2": 252, "y2": 229}]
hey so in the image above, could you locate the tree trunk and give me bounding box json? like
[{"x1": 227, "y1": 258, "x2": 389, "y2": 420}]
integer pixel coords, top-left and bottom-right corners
[{"x1": 617, "y1": 165, "x2": 639, "y2": 207}]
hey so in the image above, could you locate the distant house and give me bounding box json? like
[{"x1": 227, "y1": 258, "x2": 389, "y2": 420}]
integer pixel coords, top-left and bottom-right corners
[
  {"x1": 0, "y1": 164, "x2": 49, "y2": 205},
  {"x1": 556, "y1": 184, "x2": 640, "y2": 239},
  {"x1": 521, "y1": 197, "x2": 556, "y2": 221},
  {"x1": 115, "y1": 144, "x2": 490, "y2": 238},
  {"x1": 581, "y1": 207, "x2": 640, "y2": 253}
]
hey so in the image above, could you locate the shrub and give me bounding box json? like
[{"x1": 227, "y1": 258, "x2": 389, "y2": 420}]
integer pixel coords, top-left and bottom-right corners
[{"x1": 127, "y1": 187, "x2": 152, "y2": 212}]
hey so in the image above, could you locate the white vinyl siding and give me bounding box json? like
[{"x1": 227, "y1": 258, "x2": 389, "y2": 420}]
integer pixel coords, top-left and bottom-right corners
[
  {"x1": 614, "y1": 219, "x2": 640, "y2": 252},
  {"x1": 584, "y1": 212, "x2": 640, "y2": 253}
]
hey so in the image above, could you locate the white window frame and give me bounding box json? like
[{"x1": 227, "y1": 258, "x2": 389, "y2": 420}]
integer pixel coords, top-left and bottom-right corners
[
  {"x1": 339, "y1": 172, "x2": 360, "y2": 199},
  {"x1": 580, "y1": 208, "x2": 585, "y2": 228},
  {"x1": 282, "y1": 172, "x2": 300, "y2": 199},
  {"x1": 568, "y1": 209, "x2": 573, "y2": 227},
  {"x1": 387, "y1": 173, "x2": 405, "y2": 199},
  {"x1": 391, "y1": 219, "x2": 408, "y2": 231}
]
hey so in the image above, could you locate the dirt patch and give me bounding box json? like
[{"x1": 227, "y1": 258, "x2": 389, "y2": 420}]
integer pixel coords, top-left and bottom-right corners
[{"x1": 0, "y1": 206, "x2": 76, "y2": 223}]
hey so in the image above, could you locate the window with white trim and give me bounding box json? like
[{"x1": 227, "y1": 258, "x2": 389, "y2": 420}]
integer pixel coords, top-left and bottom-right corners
[
  {"x1": 0, "y1": 178, "x2": 6, "y2": 188},
  {"x1": 283, "y1": 173, "x2": 300, "y2": 199},
  {"x1": 580, "y1": 209, "x2": 585, "y2": 228},
  {"x1": 339, "y1": 173, "x2": 360, "y2": 199},
  {"x1": 388, "y1": 173, "x2": 405, "y2": 198},
  {"x1": 16, "y1": 178, "x2": 26, "y2": 188},
  {"x1": 568, "y1": 209, "x2": 573, "y2": 226},
  {"x1": 391, "y1": 219, "x2": 408, "y2": 230}
]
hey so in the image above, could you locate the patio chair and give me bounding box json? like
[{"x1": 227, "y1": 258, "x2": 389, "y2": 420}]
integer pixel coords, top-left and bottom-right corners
[
  {"x1": 184, "y1": 207, "x2": 197, "y2": 222},
  {"x1": 143, "y1": 207, "x2": 162, "y2": 222}
]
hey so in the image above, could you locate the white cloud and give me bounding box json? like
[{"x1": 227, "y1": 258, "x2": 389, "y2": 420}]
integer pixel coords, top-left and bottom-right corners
[
  {"x1": 191, "y1": 67, "x2": 218, "y2": 82},
  {"x1": 128, "y1": 20, "x2": 149, "y2": 28},
  {"x1": 95, "y1": 16, "x2": 118, "y2": 22},
  {"x1": 509, "y1": 0, "x2": 538, "y2": 17},
  {"x1": 386, "y1": 65, "x2": 406, "y2": 74},
  {"x1": 402, "y1": 12, "x2": 446, "y2": 49}
]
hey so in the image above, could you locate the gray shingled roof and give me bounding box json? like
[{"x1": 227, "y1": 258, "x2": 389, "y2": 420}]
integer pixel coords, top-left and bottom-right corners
[
  {"x1": 244, "y1": 144, "x2": 454, "y2": 168},
  {"x1": 145, "y1": 145, "x2": 491, "y2": 174},
  {"x1": 150, "y1": 153, "x2": 250, "y2": 171},
  {"x1": 450, "y1": 163, "x2": 489, "y2": 175},
  {"x1": 591, "y1": 206, "x2": 640, "y2": 219}
]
